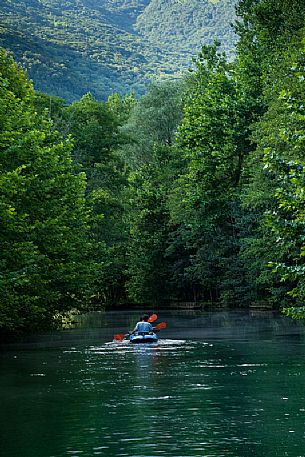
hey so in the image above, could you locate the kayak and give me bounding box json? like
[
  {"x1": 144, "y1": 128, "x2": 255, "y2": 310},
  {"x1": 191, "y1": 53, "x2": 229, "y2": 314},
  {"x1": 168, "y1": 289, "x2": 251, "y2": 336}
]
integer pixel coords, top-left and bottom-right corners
[{"x1": 129, "y1": 331, "x2": 158, "y2": 344}]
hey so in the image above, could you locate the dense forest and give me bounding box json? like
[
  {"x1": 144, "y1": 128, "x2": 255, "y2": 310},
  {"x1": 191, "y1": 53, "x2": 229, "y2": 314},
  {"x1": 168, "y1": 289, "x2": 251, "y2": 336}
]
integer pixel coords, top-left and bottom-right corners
[
  {"x1": 1, "y1": 0, "x2": 305, "y2": 337},
  {"x1": 0, "y1": 0, "x2": 237, "y2": 101}
]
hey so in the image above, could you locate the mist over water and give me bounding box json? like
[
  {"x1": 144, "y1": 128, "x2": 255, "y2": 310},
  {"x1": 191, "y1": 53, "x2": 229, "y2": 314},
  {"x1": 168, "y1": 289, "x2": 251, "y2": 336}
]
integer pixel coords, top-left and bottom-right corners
[{"x1": 1, "y1": 310, "x2": 305, "y2": 457}]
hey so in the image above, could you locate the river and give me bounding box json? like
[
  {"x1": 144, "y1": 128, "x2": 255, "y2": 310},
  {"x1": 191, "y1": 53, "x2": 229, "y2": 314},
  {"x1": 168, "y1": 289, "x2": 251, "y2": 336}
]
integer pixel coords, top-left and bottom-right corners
[{"x1": 1, "y1": 309, "x2": 305, "y2": 457}]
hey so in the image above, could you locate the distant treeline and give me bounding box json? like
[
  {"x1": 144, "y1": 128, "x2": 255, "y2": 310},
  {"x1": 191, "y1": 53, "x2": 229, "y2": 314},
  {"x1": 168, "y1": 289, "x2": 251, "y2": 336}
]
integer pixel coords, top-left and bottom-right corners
[
  {"x1": 1, "y1": 0, "x2": 305, "y2": 337},
  {"x1": 0, "y1": 0, "x2": 237, "y2": 102}
]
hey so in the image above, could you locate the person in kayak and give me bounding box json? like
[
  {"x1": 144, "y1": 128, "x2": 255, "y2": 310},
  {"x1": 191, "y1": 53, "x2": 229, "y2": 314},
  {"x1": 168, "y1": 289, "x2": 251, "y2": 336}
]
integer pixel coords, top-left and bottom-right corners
[{"x1": 131, "y1": 314, "x2": 153, "y2": 334}]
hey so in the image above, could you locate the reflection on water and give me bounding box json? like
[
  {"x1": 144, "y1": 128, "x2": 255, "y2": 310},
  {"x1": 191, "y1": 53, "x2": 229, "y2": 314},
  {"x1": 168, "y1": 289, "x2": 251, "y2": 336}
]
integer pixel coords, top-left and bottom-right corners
[
  {"x1": 1, "y1": 311, "x2": 305, "y2": 457},
  {"x1": 3, "y1": 309, "x2": 304, "y2": 349}
]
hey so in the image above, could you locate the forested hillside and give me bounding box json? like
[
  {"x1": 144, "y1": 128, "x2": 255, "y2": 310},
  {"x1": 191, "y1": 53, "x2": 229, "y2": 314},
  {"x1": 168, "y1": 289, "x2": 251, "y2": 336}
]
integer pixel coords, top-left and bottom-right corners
[
  {"x1": 135, "y1": 0, "x2": 236, "y2": 56},
  {"x1": 0, "y1": 0, "x2": 237, "y2": 101},
  {"x1": 3, "y1": 0, "x2": 305, "y2": 338}
]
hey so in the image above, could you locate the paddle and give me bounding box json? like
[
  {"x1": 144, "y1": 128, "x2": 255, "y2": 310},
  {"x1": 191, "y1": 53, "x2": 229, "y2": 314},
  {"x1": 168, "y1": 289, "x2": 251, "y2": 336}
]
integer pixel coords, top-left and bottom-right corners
[
  {"x1": 153, "y1": 322, "x2": 166, "y2": 330},
  {"x1": 148, "y1": 313, "x2": 158, "y2": 323},
  {"x1": 113, "y1": 313, "x2": 158, "y2": 341}
]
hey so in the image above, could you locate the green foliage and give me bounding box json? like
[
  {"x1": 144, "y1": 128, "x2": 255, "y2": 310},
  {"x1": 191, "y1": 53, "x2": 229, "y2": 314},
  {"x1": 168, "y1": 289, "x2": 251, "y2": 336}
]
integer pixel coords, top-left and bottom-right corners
[
  {"x1": 121, "y1": 81, "x2": 184, "y2": 303},
  {"x1": 167, "y1": 44, "x2": 250, "y2": 304},
  {"x1": 125, "y1": 145, "x2": 179, "y2": 304},
  {"x1": 135, "y1": 0, "x2": 237, "y2": 57},
  {"x1": 63, "y1": 93, "x2": 120, "y2": 168},
  {"x1": 60, "y1": 93, "x2": 129, "y2": 305},
  {"x1": 282, "y1": 307, "x2": 305, "y2": 320},
  {"x1": 120, "y1": 81, "x2": 183, "y2": 167},
  {"x1": 32, "y1": 91, "x2": 67, "y2": 130},
  {"x1": 0, "y1": 49, "x2": 97, "y2": 335},
  {"x1": 4, "y1": 0, "x2": 305, "y2": 332},
  {"x1": 262, "y1": 75, "x2": 305, "y2": 304},
  {"x1": 0, "y1": 0, "x2": 237, "y2": 101},
  {"x1": 107, "y1": 92, "x2": 137, "y2": 124},
  {"x1": 236, "y1": 1, "x2": 305, "y2": 310},
  {"x1": 123, "y1": 0, "x2": 305, "y2": 311}
]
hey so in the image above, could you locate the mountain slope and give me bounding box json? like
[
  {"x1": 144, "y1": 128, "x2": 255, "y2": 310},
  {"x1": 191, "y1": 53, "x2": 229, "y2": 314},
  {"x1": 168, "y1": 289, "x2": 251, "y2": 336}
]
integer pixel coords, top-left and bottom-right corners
[
  {"x1": 0, "y1": 0, "x2": 237, "y2": 101},
  {"x1": 136, "y1": 0, "x2": 236, "y2": 56}
]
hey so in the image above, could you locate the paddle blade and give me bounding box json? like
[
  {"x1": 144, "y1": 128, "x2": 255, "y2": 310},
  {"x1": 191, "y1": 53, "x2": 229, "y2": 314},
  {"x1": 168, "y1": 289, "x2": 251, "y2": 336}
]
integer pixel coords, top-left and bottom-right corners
[
  {"x1": 154, "y1": 322, "x2": 166, "y2": 330},
  {"x1": 148, "y1": 313, "x2": 158, "y2": 323},
  {"x1": 113, "y1": 333, "x2": 125, "y2": 341}
]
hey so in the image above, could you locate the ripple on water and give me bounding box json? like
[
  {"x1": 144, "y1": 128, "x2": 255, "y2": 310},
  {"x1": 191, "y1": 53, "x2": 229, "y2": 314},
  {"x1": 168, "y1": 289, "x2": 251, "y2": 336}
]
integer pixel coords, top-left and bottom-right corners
[
  {"x1": 87, "y1": 339, "x2": 191, "y2": 355},
  {"x1": 4, "y1": 311, "x2": 305, "y2": 457}
]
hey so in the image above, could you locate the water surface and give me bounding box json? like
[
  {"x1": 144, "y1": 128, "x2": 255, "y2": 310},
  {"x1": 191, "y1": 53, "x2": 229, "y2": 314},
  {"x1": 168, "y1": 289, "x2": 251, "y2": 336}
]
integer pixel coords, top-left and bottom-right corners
[{"x1": 1, "y1": 310, "x2": 305, "y2": 457}]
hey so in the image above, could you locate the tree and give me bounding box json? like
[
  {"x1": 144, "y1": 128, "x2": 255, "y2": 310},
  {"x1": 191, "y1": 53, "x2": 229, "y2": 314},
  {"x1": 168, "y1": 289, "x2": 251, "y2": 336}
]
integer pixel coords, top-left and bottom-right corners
[
  {"x1": 261, "y1": 52, "x2": 305, "y2": 311},
  {"x1": 167, "y1": 44, "x2": 251, "y2": 304},
  {"x1": 0, "y1": 49, "x2": 95, "y2": 335},
  {"x1": 121, "y1": 81, "x2": 184, "y2": 304},
  {"x1": 119, "y1": 81, "x2": 183, "y2": 167},
  {"x1": 125, "y1": 144, "x2": 179, "y2": 304},
  {"x1": 236, "y1": 0, "x2": 305, "y2": 308},
  {"x1": 62, "y1": 93, "x2": 129, "y2": 305}
]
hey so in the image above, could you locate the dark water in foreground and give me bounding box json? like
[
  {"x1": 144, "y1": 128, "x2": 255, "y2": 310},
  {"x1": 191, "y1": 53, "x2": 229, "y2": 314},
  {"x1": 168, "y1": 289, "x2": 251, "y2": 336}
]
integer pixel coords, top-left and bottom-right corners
[{"x1": 1, "y1": 310, "x2": 305, "y2": 457}]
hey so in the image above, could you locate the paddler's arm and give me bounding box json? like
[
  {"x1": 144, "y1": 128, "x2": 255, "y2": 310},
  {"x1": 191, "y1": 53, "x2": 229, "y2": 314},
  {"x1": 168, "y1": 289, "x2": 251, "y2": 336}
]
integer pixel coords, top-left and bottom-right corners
[{"x1": 130, "y1": 322, "x2": 139, "y2": 334}]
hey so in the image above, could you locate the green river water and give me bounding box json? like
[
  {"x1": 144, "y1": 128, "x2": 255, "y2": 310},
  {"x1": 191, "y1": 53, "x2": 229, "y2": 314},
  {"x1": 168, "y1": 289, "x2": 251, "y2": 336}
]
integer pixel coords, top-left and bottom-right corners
[{"x1": 1, "y1": 310, "x2": 305, "y2": 457}]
